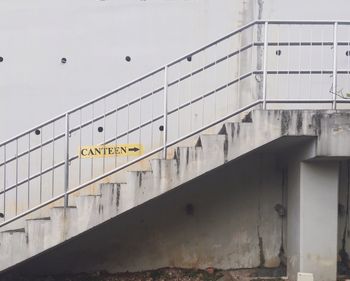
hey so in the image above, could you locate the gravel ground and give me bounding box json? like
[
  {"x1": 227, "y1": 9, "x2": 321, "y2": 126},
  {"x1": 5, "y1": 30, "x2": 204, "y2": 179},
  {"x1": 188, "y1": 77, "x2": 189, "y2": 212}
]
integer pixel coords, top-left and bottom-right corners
[{"x1": 2, "y1": 267, "x2": 286, "y2": 281}]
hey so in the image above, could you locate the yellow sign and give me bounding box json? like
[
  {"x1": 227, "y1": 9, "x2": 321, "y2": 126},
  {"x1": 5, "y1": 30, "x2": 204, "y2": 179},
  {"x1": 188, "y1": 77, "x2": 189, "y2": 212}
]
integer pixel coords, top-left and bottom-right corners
[{"x1": 79, "y1": 144, "x2": 144, "y2": 158}]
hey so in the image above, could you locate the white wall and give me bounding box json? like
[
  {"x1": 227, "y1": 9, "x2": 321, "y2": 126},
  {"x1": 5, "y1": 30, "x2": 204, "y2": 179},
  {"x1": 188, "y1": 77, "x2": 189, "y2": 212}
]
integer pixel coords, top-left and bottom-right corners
[{"x1": 0, "y1": 0, "x2": 254, "y2": 141}]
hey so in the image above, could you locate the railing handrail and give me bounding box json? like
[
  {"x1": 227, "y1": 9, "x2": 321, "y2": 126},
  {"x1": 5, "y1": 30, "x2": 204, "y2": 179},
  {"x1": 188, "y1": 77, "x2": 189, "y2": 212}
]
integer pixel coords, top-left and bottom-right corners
[
  {"x1": 2, "y1": 19, "x2": 350, "y2": 228},
  {"x1": 3, "y1": 19, "x2": 350, "y2": 146}
]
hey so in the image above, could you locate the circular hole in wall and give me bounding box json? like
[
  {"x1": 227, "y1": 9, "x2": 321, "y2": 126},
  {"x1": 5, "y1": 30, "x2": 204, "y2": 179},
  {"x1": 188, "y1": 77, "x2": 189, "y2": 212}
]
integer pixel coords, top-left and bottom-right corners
[
  {"x1": 97, "y1": 126, "x2": 104, "y2": 133},
  {"x1": 276, "y1": 50, "x2": 282, "y2": 56},
  {"x1": 159, "y1": 125, "x2": 164, "y2": 131},
  {"x1": 34, "y1": 129, "x2": 41, "y2": 135},
  {"x1": 61, "y1": 58, "x2": 67, "y2": 64},
  {"x1": 346, "y1": 51, "x2": 350, "y2": 56},
  {"x1": 125, "y1": 56, "x2": 131, "y2": 62},
  {"x1": 0, "y1": 57, "x2": 3, "y2": 62},
  {"x1": 187, "y1": 56, "x2": 192, "y2": 62}
]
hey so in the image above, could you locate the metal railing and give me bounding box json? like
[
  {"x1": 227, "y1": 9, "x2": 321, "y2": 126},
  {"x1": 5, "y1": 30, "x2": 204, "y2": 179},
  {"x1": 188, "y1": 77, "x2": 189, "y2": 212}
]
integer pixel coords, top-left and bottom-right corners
[{"x1": 1, "y1": 20, "x2": 350, "y2": 227}]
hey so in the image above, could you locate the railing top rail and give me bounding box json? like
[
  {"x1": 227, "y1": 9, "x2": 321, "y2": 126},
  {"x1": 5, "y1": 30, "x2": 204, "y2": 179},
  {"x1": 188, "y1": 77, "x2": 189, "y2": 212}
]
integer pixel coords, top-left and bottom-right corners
[
  {"x1": 257, "y1": 20, "x2": 343, "y2": 25},
  {"x1": 2, "y1": 19, "x2": 350, "y2": 147}
]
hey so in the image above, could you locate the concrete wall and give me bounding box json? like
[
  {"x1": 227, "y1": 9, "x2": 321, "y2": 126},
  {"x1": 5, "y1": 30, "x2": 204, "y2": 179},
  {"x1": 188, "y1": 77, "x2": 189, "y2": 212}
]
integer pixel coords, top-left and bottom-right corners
[
  {"x1": 0, "y1": 0, "x2": 256, "y2": 141},
  {"x1": 3, "y1": 0, "x2": 350, "y2": 141}
]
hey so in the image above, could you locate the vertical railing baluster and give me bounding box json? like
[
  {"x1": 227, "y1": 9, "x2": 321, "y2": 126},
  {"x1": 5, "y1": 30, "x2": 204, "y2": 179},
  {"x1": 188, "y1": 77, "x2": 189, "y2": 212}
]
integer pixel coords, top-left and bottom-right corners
[
  {"x1": 91, "y1": 104, "x2": 94, "y2": 179},
  {"x1": 139, "y1": 81, "x2": 142, "y2": 151},
  {"x1": 28, "y1": 134, "x2": 30, "y2": 209},
  {"x1": 52, "y1": 122, "x2": 55, "y2": 197},
  {"x1": 15, "y1": 139, "x2": 18, "y2": 216},
  {"x1": 163, "y1": 65, "x2": 168, "y2": 159},
  {"x1": 103, "y1": 99, "x2": 106, "y2": 174},
  {"x1": 3, "y1": 145, "x2": 6, "y2": 220},
  {"x1": 262, "y1": 21, "x2": 269, "y2": 109},
  {"x1": 78, "y1": 110, "x2": 82, "y2": 185},
  {"x1": 64, "y1": 113, "x2": 70, "y2": 210},
  {"x1": 332, "y1": 22, "x2": 338, "y2": 110},
  {"x1": 115, "y1": 94, "x2": 118, "y2": 169},
  {"x1": 39, "y1": 128, "x2": 43, "y2": 204}
]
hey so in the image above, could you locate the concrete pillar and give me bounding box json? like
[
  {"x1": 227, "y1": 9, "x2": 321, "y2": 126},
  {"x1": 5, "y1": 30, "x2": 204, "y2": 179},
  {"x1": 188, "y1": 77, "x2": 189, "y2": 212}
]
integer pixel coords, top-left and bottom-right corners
[{"x1": 287, "y1": 161, "x2": 339, "y2": 281}]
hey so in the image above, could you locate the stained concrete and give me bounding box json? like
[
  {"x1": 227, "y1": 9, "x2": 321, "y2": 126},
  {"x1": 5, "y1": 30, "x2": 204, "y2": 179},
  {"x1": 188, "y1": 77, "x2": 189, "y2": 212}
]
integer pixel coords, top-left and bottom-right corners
[
  {"x1": 4, "y1": 147, "x2": 289, "y2": 275},
  {"x1": 1, "y1": 110, "x2": 350, "y2": 281}
]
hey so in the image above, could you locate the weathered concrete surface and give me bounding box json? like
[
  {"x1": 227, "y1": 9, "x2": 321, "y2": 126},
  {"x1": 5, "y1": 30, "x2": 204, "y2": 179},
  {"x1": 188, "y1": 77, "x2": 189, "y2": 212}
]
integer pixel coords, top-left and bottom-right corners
[
  {"x1": 287, "y1": 160, "x2": 339, "y2": 281},
  {"x1": 1, "y1": 110, "x2": 350, "y2": 279},
  {"x1": 4, "y1": 149, "x2": 288, "y2": 275}
]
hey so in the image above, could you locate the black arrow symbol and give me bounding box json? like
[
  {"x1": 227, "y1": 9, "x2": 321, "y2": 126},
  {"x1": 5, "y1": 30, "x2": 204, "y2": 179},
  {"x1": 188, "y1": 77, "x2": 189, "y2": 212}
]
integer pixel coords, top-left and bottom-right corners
[{"x1": 129, "y1": 147, "x2": 140, "y2": 152}]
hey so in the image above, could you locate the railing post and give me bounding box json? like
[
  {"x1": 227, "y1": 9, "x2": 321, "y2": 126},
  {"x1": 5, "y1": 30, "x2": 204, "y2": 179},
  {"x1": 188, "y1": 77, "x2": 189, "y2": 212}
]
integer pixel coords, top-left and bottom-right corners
[
  {"x1": 64, "y1": 113, "x2": 70, "y2": 210},
  {"x1": 163, "y1": 65, "x2": 168, "y2": 159},
  {"x1": 332, "y1": 22, "x2": 338, "y2": 110},
  {"x1": 262, "y1": 21, "x2": 268, "y2": 110}
]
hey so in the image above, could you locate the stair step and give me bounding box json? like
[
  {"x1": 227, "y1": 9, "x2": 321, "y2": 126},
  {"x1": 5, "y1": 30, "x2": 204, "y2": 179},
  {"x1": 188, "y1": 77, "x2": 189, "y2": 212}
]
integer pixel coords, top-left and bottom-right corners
[
  {"x1": 127, "y1": 171, "x2": 154, "y2": 206},
  {"x1": 1, "y1": 228, "x2": 25, "y2": 234},
  {"x1": 0, "y1": 228, "x2": 27, "y2": 269},
  {"x1": 52, "y1": 206, "x2": 77, "y2": 209},
  {"x1": 50, "y1": 206, "x2": 78, "y2": 242},
  {"x1": 26, "y1": 217, "x2": 51, "y2": 255},
  {"x1": 219, "y1": 122, "x2": 252, "y2": 139},
  {"x1": 100, "y1": 183, "x2": 128, "y2": 218},
  {"x1": 26, "y1": 217, "x2": 50, "y2": 221},
  {"x1": 198, "y1": 134, "x2": 227, "y2": 166},
  {"x1": 174, "y1": 146, "x2": 203, "y2": 180},
  {"x1": 76, "y1": 194, "x2": 102, "y2": 231}
]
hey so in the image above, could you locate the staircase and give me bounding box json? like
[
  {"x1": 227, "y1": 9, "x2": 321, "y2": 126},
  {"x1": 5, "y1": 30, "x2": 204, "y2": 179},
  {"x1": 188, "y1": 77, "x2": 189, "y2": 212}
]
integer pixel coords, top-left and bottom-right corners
[
  {"x1": 1, "y1": 20, "x2": 350, "y2": 274},
  {"x1": 1, "y1": 109, "x2": 348, "y2": 273}
]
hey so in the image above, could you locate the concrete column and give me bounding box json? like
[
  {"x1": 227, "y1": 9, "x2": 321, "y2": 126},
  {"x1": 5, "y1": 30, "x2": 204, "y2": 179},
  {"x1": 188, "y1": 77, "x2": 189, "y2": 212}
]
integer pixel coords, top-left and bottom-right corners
[{"x1": 287, "y1": 161, "x2": 339, "y2": 281}]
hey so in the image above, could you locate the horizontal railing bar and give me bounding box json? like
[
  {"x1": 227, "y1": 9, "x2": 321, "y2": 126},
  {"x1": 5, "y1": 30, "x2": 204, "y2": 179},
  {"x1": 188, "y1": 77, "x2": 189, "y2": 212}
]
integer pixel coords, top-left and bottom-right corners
[
  {"x1": 265, "y1": 70, "x2": 350, "y2": 75},
  {"x1": 265, "y1": 99, "x2": 335, "y2": 103},
  {"x1": 334, "y1": 99, "x2": 350, "y2": 102},
  {"x1": 266, "y1": 70, "x2": 333, "y2": 75},
  {"x1": 259, "y1": 20, "x2": 338, "y2": 25},
  {"x1": 256, "y1": 41, "x2": 350, "y2": 47},
  {"x1": 254, "y1": 42, "x2": 333, "y2": 46}
]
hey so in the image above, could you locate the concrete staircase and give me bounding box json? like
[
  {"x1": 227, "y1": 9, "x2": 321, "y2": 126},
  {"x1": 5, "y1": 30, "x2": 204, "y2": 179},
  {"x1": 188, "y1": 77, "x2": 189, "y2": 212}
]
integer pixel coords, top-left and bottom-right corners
[{"x1": 0, "y1": 109, "x2": 346, "y2": 273}]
